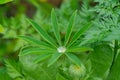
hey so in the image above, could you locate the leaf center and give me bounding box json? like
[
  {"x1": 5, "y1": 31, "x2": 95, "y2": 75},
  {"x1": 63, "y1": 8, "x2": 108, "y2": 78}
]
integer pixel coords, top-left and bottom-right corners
[{"x1": 57, "y1": 46, "x2": 66, "y2": 53}]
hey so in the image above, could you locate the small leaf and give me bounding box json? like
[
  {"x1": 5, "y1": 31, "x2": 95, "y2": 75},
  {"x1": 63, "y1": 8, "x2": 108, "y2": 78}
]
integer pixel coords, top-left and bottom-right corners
[
  {"x1": 104, "y1": 28, "x2": 120, "y2": 41},
  {"x1": 5, "y1": 60, "x2": 24, "y2": 79},
  {"x1": 64, "y1": 11, "x2": 77, "y2": 46},
  {"x1": 48, "y1": 52, "x2": 62, "y2": 67},
  {"x1": 19, "y1": 47, "x2": 54, "y2": 56},
  {"x1": 51, "y1": 9, "x2": 61, "y2": 45},
  {"x1": 67, "y1": 47, "x2": 93, "y2": 52},
  {"x1": 0, "y1": 0, "x2": 12, "y2": 4},
  {"x1": 34, "y1": 53, "x2": 52, "y2": 63},
  {"x1": 68, "y1": 22, "x2": 92, "y2": 47},
  {"x1": 27, "y1": 19, "x2": 57, "y2": 48},
  {"x1": 65, "y1": 53, "x2": 81, "y2": 66},
  {"x1": 18, "y1": 36, "x2": 55, "y2": 49}
]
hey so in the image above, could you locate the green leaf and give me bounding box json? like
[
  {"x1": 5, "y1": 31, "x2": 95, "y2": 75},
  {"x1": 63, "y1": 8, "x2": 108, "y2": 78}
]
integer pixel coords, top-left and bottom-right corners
[
  {"x1": 68, "y1": 22, "x2": 92, "y2": 47},
  {"x1": 90, "y1": 44, "x2": 113, "y2": 78},
  {"x1": 64, "y1": 11, "x2": 77, "y2": 46},
  {"x1": 56, "y1": 73, "x2": 67, "y2": 80},
  {"x1": 67, "y1": 46, "x2": 93, "y2": 52},
  {"x1": 48, "y1": 52, "x2": 62, "y2": 67},
  {"x1": 0, "y1": 0, "x2": 12, "y2": 4},
  {"x1": 27, "y1": 19, "x2": 57, "y2": 48},
  {"x1": 34, "y1": 53, "x2": 52, "y2": 63},
  {"x1": 18, "y1": 36, "x2": 55, "y2": 49},
  {"x1": 5, "y1": 60, "x2": 24, "y2": 79},
  {"x1": 106, "y1": 52, "x2": 120, "y2": 80},
  {"x1": 51, "y1": 9, "x2": 61, "y2": 45},
  {"x1": 104, "y1": 28, "x2": 120, "y2": 41},
  {"x1": 0, "y1": 67, "x2": 12, "y2": 80},
  {"x1": 0, "y1": 24, "x2": 5, "y2": 33},
  {"x1": 66, "y1": 53, "x2": 81, "y2": 66},
  {"x1": 19, "y1": 47, "x2": 54, "y2": 56},
  {"x1": 70, "y1": 0, "x2": 79, "y2": 9},
  {"x1": 19, "y1": 54, "x2": 57, "y2": 80}
]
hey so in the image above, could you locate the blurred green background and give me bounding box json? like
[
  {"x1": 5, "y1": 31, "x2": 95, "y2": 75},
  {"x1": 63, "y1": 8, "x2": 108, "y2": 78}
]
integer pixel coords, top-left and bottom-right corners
[{"x1": 0, "y1": 0, "x2": 96, "y2": 79}]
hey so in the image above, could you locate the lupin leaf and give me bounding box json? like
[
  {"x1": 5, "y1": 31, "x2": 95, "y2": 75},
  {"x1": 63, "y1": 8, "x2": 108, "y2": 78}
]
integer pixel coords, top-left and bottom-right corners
[{"x1": 51, "y1": 9, "x2": 62, "y2": 45}]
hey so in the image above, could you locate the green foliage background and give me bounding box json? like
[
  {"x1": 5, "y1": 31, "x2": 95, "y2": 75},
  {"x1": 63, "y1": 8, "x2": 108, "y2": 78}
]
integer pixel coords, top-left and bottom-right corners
[{"x1": 0, "y1": 0, "x2": 120, "y2": 80}]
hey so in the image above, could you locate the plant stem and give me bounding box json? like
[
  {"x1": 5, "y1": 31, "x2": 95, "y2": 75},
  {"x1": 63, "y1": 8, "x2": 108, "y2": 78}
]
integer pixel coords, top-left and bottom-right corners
[
  {"x1": 113, "y1": 40, "x2": 118, "y2": 64},
  {"x1": 110, "y1": 40, "x2": 118, "y2": 71}
]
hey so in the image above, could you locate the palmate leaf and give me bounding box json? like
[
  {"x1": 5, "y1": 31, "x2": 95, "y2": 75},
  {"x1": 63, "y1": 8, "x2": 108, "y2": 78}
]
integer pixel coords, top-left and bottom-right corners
[
  {"x1": 27, "y1": 19, "x2": 57, "y2": 48},
  {"x1": 65, "y1": 53, "x2": 81, "y2": 66},
  {"x1": 48, "y1": 52, "x2": 63, "y2": 67},
  {"x1": 68, "y1": 22, "x2": 92, "y2": 47},
  {"x1": 67, "y1": 46, "x2": 93, "y2": 52},
  {"x1": 19, "y1": 47, "x2": 54, "y2": 56},
  {"x1": 51, "y1": 9, "x2": 62, "y2": 45},
  {"x1": 18, "y1": 36, "x2": 55, "y2": 49},
  {"x1": 64, "y1": 11, "x2": 77, "y2": 46},
  {"x1": 34, "y1": 53, "x2": 52, "y2": 63}
]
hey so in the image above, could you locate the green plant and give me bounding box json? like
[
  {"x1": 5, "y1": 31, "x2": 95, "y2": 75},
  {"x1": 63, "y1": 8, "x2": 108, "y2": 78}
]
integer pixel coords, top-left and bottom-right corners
[
  {"x1": 2, "y1": 0, "x2": 120, "y2": 80},
  {"x1": 0, "y1": 1, "x2": 53, "y2": 80},
  {"x1": 18, "y1": 9, "x2": 92, "y2": 79}
]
